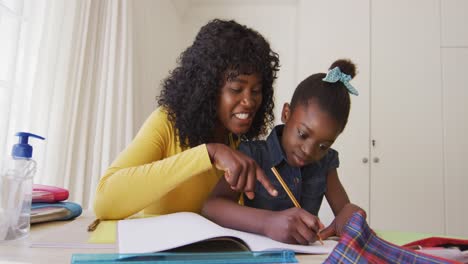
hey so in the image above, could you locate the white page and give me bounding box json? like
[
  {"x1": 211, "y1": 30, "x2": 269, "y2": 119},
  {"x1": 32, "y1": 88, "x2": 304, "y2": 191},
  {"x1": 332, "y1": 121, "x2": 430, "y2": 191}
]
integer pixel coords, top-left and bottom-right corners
[
  {"x1": 226, "y1": 228, "x2": 336, "y2": 254},
  {"x1": 118, "y1": 212, "x2": 230, "y2": 253},
  {"x1": 118, "y1": 212, "x2": 336, "y2": 254}
]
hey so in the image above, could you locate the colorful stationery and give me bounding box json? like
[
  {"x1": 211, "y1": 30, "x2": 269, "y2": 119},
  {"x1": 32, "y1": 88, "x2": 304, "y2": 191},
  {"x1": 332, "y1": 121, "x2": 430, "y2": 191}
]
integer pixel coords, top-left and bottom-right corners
[
  {"x1": 31, "y1": 202, "x2": 82, "y2": 224},
  {"x1": 32, "y1": 184, "x2": 69, "y2": 203}
]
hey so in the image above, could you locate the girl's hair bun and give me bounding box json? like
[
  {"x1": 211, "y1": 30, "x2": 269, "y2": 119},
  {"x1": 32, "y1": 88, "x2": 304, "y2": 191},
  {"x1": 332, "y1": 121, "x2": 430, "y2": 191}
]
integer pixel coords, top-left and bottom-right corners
[{"x1": 329, "y1": 59, "x2": 357, "y2": 79}]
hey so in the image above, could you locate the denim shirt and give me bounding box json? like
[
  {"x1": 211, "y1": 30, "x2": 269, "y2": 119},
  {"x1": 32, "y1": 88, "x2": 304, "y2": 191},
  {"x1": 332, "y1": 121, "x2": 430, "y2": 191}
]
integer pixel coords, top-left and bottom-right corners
[{"x1": 240, "y1": 125, "x2": 339, "y2": 216}]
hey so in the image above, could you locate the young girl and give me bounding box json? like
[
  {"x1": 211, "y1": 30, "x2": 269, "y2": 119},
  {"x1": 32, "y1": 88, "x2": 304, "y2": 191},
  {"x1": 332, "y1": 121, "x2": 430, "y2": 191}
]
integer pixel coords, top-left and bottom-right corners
[
  {"x1": 202, "y1": 59, "x2": 365, "y2": 245},
  {"x1": 93, "y1": 19, "x2": 280, "y2": 220}
]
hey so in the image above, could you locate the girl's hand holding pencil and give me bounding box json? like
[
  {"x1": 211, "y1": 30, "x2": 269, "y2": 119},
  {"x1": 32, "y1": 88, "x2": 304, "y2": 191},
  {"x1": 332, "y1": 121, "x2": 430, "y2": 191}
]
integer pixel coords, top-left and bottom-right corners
[
  {"x1": 269, "y1": 167, "x2": 325, "y2": 245},
  {"x1": 263, "y1": 207, "x2": 325, "y2": 245}
]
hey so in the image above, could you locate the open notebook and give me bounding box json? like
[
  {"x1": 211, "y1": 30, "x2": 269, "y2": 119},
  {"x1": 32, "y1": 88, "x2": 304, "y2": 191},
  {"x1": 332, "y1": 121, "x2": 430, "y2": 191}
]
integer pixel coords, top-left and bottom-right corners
[{"x1": 118, "y1": 212, "x2": 337, "y2": 254}]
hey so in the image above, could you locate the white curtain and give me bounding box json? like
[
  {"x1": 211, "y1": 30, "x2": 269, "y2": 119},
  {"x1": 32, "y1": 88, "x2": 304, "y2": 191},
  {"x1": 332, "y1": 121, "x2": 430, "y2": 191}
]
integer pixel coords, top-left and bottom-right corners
[{"x1": 0, "y1": 0, "x2": 134, "y2": 209}]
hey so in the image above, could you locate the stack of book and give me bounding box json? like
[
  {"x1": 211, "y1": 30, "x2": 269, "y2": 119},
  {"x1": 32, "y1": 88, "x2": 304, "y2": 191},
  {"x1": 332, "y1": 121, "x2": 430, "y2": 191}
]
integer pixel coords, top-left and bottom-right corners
[{"x1": 31, "y1": 184, "x2": 82, "y2": 224}]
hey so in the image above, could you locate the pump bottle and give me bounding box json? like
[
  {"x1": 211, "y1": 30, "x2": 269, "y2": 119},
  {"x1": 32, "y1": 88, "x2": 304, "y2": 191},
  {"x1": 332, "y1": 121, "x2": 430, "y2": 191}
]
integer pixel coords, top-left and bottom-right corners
[{"x1": 0, "y1": 132, "x2": 45, "y2": 241}]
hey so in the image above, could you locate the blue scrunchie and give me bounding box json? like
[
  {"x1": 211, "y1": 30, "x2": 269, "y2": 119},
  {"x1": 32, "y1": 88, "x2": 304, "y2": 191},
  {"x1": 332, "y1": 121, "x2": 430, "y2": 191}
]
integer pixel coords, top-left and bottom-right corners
[{"x1": 322, "y1": 66, "x2": 359, "y2": 96}]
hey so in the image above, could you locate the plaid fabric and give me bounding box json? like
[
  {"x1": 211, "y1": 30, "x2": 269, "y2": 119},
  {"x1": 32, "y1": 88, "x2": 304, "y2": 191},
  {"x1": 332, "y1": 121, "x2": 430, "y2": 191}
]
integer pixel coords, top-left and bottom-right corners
[{"x1": 323, "y1": 211, "x2": 460, "y2": 264}]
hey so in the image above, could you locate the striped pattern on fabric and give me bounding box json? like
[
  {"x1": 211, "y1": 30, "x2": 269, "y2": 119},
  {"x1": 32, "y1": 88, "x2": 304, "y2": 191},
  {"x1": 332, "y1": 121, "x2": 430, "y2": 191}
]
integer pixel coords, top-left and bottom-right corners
[{"x1": 323, "y1": 211, "x2": 459, "y2": 264}]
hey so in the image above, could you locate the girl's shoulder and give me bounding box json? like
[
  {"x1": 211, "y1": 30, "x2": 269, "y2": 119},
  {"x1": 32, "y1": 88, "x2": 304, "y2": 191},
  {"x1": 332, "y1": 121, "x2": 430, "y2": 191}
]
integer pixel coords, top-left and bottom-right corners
[
  {"x1": 238, "y1": 140, "x2": 269, "y2": 163},
  {"x1": 239, "y1": 139, "x2": 268, "y2": 152},
  {"x1": 322, "y1": 148, "x2": 339, "y2": 169}
]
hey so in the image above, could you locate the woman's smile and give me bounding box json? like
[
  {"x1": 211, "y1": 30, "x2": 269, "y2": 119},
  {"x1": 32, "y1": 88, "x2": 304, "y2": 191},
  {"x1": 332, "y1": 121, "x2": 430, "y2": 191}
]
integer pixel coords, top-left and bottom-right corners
[{"x1": 217, "y1": 73, "x2": 263, "y2": 135}]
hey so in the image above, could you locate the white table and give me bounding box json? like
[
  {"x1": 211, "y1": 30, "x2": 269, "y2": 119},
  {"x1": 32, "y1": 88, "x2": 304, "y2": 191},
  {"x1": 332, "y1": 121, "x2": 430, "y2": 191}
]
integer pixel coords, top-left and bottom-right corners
[{"x1": 0, "y1": 213, "x2": 328, "y2": 263}]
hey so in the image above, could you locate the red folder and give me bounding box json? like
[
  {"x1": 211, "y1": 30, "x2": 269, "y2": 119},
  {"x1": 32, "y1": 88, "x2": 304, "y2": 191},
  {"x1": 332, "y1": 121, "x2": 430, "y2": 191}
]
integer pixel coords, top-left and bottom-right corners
[{"x1": 404, "y1": 237, "x2": 468, "y2": 263}]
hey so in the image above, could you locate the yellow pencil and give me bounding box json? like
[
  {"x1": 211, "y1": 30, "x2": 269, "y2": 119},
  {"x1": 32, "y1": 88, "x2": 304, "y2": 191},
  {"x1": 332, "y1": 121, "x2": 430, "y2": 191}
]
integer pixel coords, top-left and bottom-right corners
[
  {"x1": 87, "y1": 218, "x2": 101, "y2": 232},
  {"x1": 271, "y1": 166, "x2": 324, "y2": 245}
]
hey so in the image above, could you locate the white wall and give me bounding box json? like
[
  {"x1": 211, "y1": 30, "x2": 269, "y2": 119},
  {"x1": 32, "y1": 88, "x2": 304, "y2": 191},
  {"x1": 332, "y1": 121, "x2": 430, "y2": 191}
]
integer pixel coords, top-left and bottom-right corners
[{"x1": 131, "y1": 0, "x2": 185, "y2": 131}]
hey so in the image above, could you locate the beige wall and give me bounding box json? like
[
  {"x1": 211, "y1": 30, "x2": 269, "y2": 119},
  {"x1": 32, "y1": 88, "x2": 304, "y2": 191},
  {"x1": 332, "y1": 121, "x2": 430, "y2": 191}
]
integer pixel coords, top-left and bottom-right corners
[{"x1": 132, "y1": 0, "x2": 185, "y2": 131}]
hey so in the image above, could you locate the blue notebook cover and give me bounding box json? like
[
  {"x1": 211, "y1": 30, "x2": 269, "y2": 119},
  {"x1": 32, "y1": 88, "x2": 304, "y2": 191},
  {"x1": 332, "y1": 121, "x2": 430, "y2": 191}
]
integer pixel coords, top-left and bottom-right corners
[{"x1": 31, "y1": 202, "x2": 82, "y2": 223}]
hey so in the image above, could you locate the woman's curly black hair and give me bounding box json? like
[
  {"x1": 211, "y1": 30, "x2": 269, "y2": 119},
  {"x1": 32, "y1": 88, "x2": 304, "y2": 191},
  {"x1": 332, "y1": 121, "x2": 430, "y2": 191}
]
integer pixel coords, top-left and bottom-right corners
[{"x1": 157, "y1": 19, "x2": 280, "y2": 148}]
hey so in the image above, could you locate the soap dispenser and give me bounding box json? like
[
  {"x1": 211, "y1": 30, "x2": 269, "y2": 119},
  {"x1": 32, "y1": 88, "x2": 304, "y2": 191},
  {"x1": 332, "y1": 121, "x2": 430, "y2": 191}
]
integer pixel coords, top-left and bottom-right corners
[{"x1": 0, "y1": 132, "x2": 45, "y2": 241}]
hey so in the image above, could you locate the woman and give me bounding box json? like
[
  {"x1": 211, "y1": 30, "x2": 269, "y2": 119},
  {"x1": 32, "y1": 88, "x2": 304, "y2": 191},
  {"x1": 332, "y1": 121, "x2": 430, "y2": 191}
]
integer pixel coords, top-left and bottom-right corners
[{"x1": 93, "y1": 19, "x2": 280, "y2": 220}]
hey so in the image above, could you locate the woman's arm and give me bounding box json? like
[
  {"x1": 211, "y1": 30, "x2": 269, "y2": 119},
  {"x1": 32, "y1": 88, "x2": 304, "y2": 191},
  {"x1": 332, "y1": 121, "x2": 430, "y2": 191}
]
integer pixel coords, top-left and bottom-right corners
[
  {"x1": 94, "y1": 108, "x2": 214, "y2": 219},
  {"x1": 94, "y1": 108, "x2": 276, "y2": 220},
  {"x1": 202, "y1": 177, "x2": 322, "y2": 245}
]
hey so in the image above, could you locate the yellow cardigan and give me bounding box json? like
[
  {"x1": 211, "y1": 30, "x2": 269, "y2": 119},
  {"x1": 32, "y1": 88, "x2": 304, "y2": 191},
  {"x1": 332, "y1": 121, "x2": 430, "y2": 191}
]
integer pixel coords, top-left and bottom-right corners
[{"x1": 93, "y1": 107, "x2": 239, "y2": 219}]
